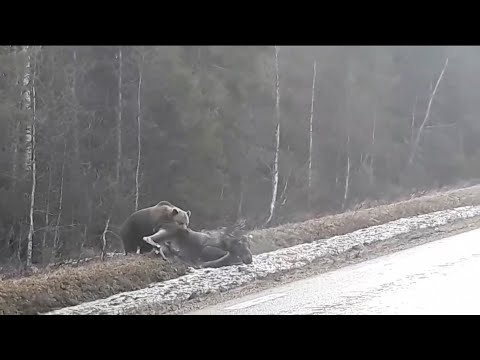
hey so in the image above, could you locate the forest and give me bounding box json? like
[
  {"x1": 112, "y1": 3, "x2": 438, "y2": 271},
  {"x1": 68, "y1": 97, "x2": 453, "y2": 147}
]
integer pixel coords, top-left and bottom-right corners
[{"x1": 1, "y1": 45, "x2": 479, "y2": 268}]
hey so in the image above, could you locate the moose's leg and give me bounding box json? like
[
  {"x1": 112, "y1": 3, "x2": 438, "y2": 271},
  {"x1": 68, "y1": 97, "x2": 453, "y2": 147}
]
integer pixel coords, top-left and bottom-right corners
[
  {"x1": 153, "y1": 246, "x2": 168, "y2": 261},
  {"x1": 200, "y1": 252, "x2": 240, "y2": 269},
  {"x1": 200, "y1": 246, "x2": 228, "y2": 261},
  {"x1": 142, "y1": 234, "x2": 168, "y2": 261},
  {"x1": 147, "y1": 227, "x2": 179, "y2": 244},
  {"x1": 142, "y1": 235, "x2": 161, "y2": 249}
]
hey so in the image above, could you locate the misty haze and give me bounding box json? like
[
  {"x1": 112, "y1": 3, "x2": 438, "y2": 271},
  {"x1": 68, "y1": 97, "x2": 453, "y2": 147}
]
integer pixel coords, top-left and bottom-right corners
[{"x1": 2, "y1": 46, "x2": 480, "y2": 315}]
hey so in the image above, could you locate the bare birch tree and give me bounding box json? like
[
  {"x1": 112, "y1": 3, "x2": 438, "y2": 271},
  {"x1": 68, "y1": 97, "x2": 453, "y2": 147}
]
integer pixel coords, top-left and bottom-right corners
[
  {"x1": 22, "y1": 46, "x2": 33, "y2": 173},
  {"x1": 367, "y1": 109, "x2": 376, "y2": 186},
  {"x1": 265, "y1": 45, "x2": 280, "y2": 225},
  {"x1": 134, "y1": 51, "x2": 144, "y2": 212},
  {"x1": 342, "y1": 135, "x2": 351, "y2": 211},
  {"x1": 308, "y1": 60, "x2": 317, "y2": 196},
  {"x1": 116, "y1": 47, "x2": 123, "y2": 187},
  {"x1": 26, "y1": 49, "x2": 39, "y2": 268},
  {"x1": 408, "y1": 58, "x2": 449, "y2": 165},
  {"x1": 71, "y1": 49, "x2": 80, "y2": 164},
  {"x1": 101, "y1": 217, "x2": 110, "y2": 261},
  {"x1": 342, "y1": 58, "x2": 353, "y2": 211}
]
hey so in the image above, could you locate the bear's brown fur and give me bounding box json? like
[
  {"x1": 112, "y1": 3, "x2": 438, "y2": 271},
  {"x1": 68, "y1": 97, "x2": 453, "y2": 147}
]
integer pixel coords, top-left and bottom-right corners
[{"x1": 120, "y1": 201, "x2": 191, "y2": 255}]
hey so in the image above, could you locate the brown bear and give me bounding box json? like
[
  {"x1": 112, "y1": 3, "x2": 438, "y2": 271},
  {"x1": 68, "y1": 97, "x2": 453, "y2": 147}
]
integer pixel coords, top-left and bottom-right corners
[{"x1": 120, "y1": 201, "x2": 191, "y2": 255}]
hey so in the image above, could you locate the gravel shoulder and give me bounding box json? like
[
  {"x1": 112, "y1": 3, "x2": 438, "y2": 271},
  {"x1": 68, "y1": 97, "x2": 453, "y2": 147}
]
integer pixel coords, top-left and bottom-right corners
[{"x1": 169, "y1": 215, "x2": 480, "y2": 315}]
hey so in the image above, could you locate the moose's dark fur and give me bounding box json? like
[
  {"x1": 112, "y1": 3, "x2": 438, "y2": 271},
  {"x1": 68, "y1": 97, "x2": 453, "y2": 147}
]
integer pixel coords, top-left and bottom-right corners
[{"x1": 143, "y1": 220, "x2": 253, "y2": 268}]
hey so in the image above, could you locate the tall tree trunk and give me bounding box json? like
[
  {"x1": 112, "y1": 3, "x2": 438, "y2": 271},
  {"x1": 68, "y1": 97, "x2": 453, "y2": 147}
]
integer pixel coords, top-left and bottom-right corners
[
  {"x1": 22, "y1": 46, "x2": 33, "y2": 173},
  {"x1": 308, "y1": 60, "x2": 317, "y2": 197},
  {"x1": 342, "y1": 57, "x2": 353, "y2": 211},
  {"x1": 237, "y1": 177, "x2": 244, "y2": 220},
  {"x1": 8, "y1": 46, "x2": 24, "y2": 259},
  {"x1": 53, "y1": 141, "x2": 67, "y2": 257},
  {"x1": 135, "y1": 53, "x2": 143, "y2": 212},
  {"x1": 101, "y1": 217, "x2": 111, "y2": 261},
  {"x1": 26, "y1": 52, "x2": 38, "y2": 268},
  {"x1": 69, "y1": 49, "x2": 81, "y2": 245},
  {"x1": 369, "y1": 109, "x2": 376, "y2": 185},
  {"x1": 410, "y1": 96, "x2": 418, "y2": 146},
  {"x1": 409, "y1": 58, "x2": 449, "y2": 165},
  {"x1": 72, "y1": 50, "x2": 80, "y2": 163},
  {"x1": 342, "y1": 136, "x2": 351, "y2": 211},
  {"x1": 116, "y1": 47, "x2": 123, "y2": 188},
  {"x1": 42, "y1": 161, "x2": 52, "y2": 261},
  {"x1": 10, "y1": 47, "x2": 21, "y2": 190},
  {"x1": 265, "y1": 46, "x2": 280, "y2": 226}
]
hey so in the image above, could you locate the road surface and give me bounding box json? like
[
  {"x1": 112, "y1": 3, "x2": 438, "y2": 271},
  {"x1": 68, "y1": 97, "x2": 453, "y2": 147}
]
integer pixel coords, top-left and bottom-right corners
[{"x1": 186, "y1": 227, "x2": 480, "y2": 315}]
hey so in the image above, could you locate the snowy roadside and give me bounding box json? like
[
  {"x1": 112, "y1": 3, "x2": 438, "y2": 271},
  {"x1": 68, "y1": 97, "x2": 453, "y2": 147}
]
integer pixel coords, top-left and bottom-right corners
[{"x1": 44, "y1": 205, "x2": 480, "y2": 315}]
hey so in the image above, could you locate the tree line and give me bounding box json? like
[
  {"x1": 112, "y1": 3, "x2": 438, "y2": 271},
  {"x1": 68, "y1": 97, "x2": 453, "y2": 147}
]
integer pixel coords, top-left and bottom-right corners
[{"x1": 1, "y1": 45, "x2": 479, "y2": 267}]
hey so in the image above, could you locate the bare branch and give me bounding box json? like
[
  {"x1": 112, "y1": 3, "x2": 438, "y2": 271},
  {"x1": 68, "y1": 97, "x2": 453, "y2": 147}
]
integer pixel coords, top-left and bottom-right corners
[
  {"x1": 101, "y1": 217, "x2": 111, "y2": 261},
  {"x1": 409, "y1": 58, "x2": 449, "y2": 165}
]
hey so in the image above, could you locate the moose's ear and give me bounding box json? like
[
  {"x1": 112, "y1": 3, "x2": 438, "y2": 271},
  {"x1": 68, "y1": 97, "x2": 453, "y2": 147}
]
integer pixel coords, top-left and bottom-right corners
[
  {"x1": 187, "y1": 210, "x2": 191, "y2": 217},
  {"x1": 172, "y1": 209, "x2": 179, "y2": 215}
]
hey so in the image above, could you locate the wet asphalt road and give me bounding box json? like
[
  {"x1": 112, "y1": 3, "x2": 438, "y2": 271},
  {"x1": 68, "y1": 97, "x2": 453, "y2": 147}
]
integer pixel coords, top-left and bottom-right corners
[{"x1": 186, "y1": 228, "x2": 480, "y2": 315}]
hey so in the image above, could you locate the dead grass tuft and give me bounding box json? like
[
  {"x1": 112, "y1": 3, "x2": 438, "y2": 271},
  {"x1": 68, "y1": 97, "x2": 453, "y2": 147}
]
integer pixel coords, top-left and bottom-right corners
[
  {"x1": 248, "y1": 185, "x2": 480, "y2": 254},
  {"x1": 0, "y1": 254, "x2": 186, "y2": 315},
  {"x1": 3, "y1": 184, "x2": 480, "y2": 315}
]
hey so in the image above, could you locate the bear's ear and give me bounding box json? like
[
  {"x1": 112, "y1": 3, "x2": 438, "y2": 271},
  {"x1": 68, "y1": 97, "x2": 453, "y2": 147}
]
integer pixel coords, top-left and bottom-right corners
[
  {"x1": 172, "y1": 208, "x2": 179, "y2": 215},
  {"x1": 186, "y1": 210, "x2": 191, "y2": 217}
]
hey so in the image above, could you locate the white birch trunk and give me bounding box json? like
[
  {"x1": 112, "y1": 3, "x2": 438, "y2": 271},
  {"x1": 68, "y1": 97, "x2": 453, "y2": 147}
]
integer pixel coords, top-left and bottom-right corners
[
  {"x1": 342, "y1": 136, "x2": 351, "y2": 211},
  {"x1": 135, "y1": 53, "x2": 143, "y2": 212},
  {"x1": 220, "y1": 182, "x2": 225, "y2": 200},
  {"x1": 369, "y1": 109, "x2": 376, "y2": 185},
  {"x1": 342, "y1": 59, "x2": 352, "y2": 210},
  {"x1": 101, "y1": 217, "x2": 111, "y2": 261},
  {"x1": 265, "y1": 46, "x2": 280, "y2": 226},
  {"x1": 308, "y1": 60, "x2": 317, "y2": 193},
  {"x1": 116, "y1": 47, "x2": 123, "y2": 186},
  {"x1": 410, "y1": 96, "x2": 417, "y2": 146},
  {"x1": 26, "y1": 54, "x2": 38, "y2": 268},
  {"x1": 21, "y1": 46, "x2": 33, "y2": 173},
  {"x1": 409, "y1": 58, "x2": 449, "y2": 165},
  {"x1": 72, "y1": 50, "x2": 80, "y2": 162}
]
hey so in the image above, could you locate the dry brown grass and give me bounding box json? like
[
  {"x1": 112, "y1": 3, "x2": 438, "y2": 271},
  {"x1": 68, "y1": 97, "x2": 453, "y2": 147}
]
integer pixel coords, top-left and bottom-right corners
[
  {"x1": 3, "y1": 184, "x2": 480, "y2": 315},
  {"x1": 0, "y1": 254, "x2": 187, "y2": 315},
  {"x1": 248, "y1": 184, "x2": 480, "y2": 254}
]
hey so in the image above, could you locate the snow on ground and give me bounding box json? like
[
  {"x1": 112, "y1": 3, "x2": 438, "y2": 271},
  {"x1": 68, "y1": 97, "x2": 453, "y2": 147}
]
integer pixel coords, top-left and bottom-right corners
[{"x1": 44, "y1": 205, "x2": 480, "y2": 315}]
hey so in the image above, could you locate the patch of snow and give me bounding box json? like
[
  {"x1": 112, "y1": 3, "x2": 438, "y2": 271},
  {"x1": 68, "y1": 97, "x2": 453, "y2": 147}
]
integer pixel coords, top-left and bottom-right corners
[{"x1": 44, "y1": 205, "x2": 480, "y2": 315}]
